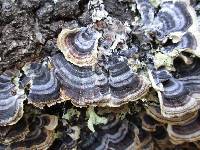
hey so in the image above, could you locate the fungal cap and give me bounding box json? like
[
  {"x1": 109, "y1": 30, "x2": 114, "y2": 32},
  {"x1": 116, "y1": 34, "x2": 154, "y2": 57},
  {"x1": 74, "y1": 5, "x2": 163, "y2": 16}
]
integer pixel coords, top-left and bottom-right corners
[
  {"x1": 0, "y1": 71, "x2": 26, "y2": 126},
  {"x1": 167, "y1": 112, "x2": 200, "y2": 144},
  {"x1": 23, "y1": 61, "x2": 61, "y2": 109},
  {"x1": 57, "y1": 27, "x2": 101, "y2": 67}
]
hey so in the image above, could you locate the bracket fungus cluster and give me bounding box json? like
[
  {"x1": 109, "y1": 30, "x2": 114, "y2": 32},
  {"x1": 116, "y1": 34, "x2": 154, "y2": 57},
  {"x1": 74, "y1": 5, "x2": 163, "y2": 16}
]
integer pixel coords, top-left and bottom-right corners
[
  {"x1": 0, "y1": 114, "x2": 58, "y2": 149},
  {"x1": 51, "y1": 52, "x2": 149, "y2": 107},
  {"x1": 1, "y1": 0, "x2": 200, "y2": 149}
]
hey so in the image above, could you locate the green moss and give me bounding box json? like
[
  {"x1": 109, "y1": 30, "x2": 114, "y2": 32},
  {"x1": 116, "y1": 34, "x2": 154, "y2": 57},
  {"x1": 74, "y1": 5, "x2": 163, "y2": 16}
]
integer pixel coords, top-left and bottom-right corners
[
  {"x1": 150, "y1": 0, "x2": 161, "y2": 7},
  {"x1": 62, "y1": 108, "x2": 80, "y2": 121},
  {"x1": 54, "y1": 131, "x2": 62, "y2": 139},
  {"x1": 87, "y1": 107, "x2": 108, "y2": 132}
]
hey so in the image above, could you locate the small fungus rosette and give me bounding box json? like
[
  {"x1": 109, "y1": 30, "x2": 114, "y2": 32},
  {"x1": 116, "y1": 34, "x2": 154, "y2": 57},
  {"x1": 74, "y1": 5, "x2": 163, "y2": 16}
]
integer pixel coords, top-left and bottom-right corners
[
  {"x1": 148, "y1": 0, "x2": 196, "y2": 41},
  {"x1": 0, "y1": 117, "x2": 29, "y2": 145},
  {"x1": 57, "y1": 27, "x2": 101, "y2": 67},
  {"x1": 140, "y1": 111, "x2": 162, "y2": 132}
]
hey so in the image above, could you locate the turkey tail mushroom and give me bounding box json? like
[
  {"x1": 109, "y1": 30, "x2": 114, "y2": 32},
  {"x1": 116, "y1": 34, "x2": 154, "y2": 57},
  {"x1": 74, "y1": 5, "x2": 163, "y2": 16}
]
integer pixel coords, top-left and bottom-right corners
[
  {"x1": 150, "y1": 70, "x2": 200, "y2": 118},
  {"x1": 135, "y1": 0, "x2": 155, "y2": 25},
  {"x1": 57, "y1": 27, "x2": 101, "y2": 67},
  {"x1": 152, "y1": 0, "x2": 195, "y2": 41},
  {"x1": 51, "y1": 53, "x2": 108, "y2": 107},
  {"x1": 174, "y1": 53, "x2": 200, "y2": 77},
  {"x1": 0, "y1": 117, "x2": 29, "y2": 145},
  {"x1": 167, "y1": 112, "x2": 200, "y2": 144},
  {"x1": 51, "y1": 53, "x2": 149, "y2": 107},
  {"x1": 9, "y1": 114, "x2": 58, "y2": 150},
  {"x1": 146, "y1": 105, "x2": 198, "y2": 125},
  {"x1": 0, "y1": 71, "x2": 25, "y2": 126},
  {"x1": 23, "y1": 60, "x2": 61, "y2": 108},
  {"x1": 107, "y1": 56, "x2": 150, "y2": 106},
  {"x1": 79, "y1": 117, "x2": 139, "y2": 150},
  {"x1": 140, "y1": 112, "x2": 162, "y2": 132}
]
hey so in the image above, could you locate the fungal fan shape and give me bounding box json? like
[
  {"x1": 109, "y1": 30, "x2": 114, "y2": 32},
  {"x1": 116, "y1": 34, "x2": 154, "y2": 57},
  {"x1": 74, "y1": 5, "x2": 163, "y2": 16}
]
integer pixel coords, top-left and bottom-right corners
[
  {"x1": 152, "y1": 1, "x2": 194, "y2": 40},
  {"x1": 79, "y1": 117, "x2": 138, "y2": 150},
  {"x1": 1, "y1": 0, "x2": 200, "y2": 149},
  {"x1": 57, "y1": 27, "x2": 101, "y2": 67},
  {"x1": 9, "y1": 114, "x2": 58, "y2": 150},
  {"x1": 23, "y1": 61, "x2": 61, "y2": 108},
  {"x1": 152, "y1": 70, "x2": 200, "y2": 118},
  {"x1": 0, "y1": 71, "x2": 25, "y2": 126},
  {"x1": 51, "y1": 53, "x2": 149, "y2": 107}
]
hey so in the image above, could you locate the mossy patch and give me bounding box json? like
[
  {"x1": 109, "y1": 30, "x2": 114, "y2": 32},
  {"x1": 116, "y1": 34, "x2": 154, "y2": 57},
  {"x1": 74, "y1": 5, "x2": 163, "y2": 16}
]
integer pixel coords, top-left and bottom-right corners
[
  {"x1": 87, "y1": 107, "x2": 108, "y2": 132},
  {"x1": 62, "y1": 108, "x2": 80, "y2": 121}
]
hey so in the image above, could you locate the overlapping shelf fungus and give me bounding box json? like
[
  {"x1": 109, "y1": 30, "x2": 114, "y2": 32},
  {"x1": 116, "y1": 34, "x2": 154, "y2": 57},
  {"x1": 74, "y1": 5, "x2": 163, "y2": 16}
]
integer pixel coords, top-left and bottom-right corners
[{"x1": 1, "y1": 0, "x2": 200, "y2": 149}]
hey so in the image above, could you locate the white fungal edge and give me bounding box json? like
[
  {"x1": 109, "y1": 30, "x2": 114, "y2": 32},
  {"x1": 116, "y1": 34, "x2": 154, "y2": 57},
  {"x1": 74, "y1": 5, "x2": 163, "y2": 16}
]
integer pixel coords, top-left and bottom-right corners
[
  {"x1": 147, "y1": 69, "x2": 164, "y2": 91},
  {"x1": 182, "y1": 0, "x2": 200, "y2": 58},
  {"x1": 146, "y1": 106, "x2": 198, "y2": 125},
  {"x1": 158, "y1": 89, "x2": 200, "y2": 118}
]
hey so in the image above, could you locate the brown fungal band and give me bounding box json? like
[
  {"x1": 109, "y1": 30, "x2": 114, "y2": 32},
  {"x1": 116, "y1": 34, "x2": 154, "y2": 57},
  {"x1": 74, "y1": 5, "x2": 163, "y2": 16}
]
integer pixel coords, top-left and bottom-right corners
[
  {"x1": 141, "y1": 112, "x2": 161, "y2": 132},
  {"x1": 0, "y1": 117, "x2": 29, "y2": 145},
  {"x1": 146, "y1": 105, "x2": 198, "y2": 125}
]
